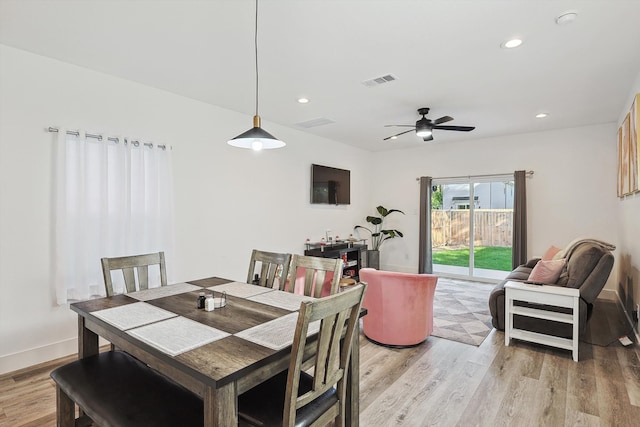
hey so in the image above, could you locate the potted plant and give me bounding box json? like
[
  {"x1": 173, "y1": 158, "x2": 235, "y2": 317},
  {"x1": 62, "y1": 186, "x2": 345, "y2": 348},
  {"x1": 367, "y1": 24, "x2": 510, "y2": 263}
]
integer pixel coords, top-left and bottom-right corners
[{"x1": 354, "y1": 205, "x2": 404, "y2": 269}]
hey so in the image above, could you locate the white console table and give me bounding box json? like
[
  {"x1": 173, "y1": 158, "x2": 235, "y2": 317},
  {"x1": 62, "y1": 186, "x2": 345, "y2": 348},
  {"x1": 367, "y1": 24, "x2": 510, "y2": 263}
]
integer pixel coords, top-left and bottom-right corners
[{"x1": 504, "y1": 280, "x2": 580, "y2": 362}]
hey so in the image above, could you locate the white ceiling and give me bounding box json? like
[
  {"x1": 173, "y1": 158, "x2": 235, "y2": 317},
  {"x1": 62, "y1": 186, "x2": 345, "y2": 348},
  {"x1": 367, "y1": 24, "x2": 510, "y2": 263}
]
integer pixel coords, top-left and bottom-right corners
[{"x1": 2, "y1": 0, "x2": 640, "y2": 152}]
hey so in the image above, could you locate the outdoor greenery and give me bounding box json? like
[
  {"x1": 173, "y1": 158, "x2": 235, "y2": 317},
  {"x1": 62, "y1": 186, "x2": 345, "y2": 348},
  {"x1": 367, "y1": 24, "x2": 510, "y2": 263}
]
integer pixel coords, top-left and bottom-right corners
[
  {"x1": 431, "y1": 185, "x2": 443, "y2": 209},
  {"x1": 432, "y1": 246, "x2": 512, "y2": 271}
]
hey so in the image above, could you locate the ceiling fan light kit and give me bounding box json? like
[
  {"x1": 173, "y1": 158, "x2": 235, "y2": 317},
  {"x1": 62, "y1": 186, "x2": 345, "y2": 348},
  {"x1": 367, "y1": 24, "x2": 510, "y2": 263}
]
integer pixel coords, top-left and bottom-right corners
[
  {"x1": 228, "y1": 0, "x2": 285, "y2": 151},
  {"x1": 415, "y1": 118, "x2": 432, "y2": 137}
]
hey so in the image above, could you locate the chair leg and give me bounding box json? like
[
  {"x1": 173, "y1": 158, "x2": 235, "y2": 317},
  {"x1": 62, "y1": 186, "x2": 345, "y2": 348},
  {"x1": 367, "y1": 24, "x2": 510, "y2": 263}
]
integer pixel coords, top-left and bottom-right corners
[
  {"x1": 334, "y1": 395, "x2": 346, "y2": 427},
  {"x1": 56, "y1": 385, "x2": 75, "y2": 427}
]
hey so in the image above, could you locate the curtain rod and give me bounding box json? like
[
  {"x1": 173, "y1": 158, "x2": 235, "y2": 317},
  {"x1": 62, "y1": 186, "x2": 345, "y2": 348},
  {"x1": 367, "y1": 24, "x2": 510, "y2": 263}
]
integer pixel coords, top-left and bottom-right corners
[
  {"x1": 47, "y1": 127, "x2": 169, "y2": 150},
  {"x1": 415, "y1": 171, "x2": 534, "y2": 181}
]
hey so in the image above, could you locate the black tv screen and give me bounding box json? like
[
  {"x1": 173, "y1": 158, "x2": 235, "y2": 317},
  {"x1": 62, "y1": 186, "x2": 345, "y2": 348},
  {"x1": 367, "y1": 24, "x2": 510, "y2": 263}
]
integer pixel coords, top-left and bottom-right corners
[{"x1": 311, "y1": 164, "x2": 351, "y2": 205}]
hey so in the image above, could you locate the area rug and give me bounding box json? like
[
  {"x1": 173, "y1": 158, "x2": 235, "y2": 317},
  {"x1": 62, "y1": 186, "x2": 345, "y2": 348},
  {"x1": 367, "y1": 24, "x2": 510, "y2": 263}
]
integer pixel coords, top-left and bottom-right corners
[
  {"x1": 431, "y1": 279, "x2": 635, "y2": 348},
  {"x1": 432, "y1": 278, "x2": 495, "y2": 346}
]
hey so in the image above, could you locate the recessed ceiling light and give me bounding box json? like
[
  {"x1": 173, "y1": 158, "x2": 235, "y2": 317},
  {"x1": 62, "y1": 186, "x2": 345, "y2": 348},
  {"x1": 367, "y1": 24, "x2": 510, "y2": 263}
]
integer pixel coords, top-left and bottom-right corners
[
  {"x1": 297, "y1": 97, "x2": 309, "y2": 104},
  {"x1": 536, "y1": 112, "x2": 549, "y2": 119},
  {"x1": 556, "y1": 11, "x2": 578, "y2": 25},
  {"x1": 501, "y1": 38, "x2": 523, "y2": 49}
]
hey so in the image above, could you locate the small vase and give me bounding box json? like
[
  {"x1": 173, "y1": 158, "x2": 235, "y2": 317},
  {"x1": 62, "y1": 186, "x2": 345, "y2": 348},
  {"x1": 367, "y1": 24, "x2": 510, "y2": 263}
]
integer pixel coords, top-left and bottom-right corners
[{"x1": 367, "y1": 250, "x2": 380, "y2": 270}]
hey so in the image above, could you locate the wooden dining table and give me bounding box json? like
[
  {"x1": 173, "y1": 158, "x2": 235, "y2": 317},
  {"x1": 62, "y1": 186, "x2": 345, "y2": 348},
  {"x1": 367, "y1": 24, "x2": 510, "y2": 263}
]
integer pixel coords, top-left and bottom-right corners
[{"x1": 71, "y1": 277, "x2": 362, "y2": 426}]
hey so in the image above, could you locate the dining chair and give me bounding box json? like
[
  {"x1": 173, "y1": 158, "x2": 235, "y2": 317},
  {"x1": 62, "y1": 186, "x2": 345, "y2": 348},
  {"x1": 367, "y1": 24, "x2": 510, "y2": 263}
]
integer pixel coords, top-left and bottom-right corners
[
  {"x1": 247, "y1": 249, "x2": 292, "y2": 290},
  {"x1": 101, "y1": 251, "x2": 167, "y2": 296},
  {"x1": 238, "y1": 283, "x2": 367, "y2": 427},
  {"x1": 286, "y1": 254, "x2": 343, "y2": 297}
]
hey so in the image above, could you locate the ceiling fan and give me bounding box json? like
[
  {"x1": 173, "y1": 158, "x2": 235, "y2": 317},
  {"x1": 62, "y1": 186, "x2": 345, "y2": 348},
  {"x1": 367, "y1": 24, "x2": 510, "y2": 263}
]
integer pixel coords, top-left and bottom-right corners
[{"x1": 383, "y1": 107, "x2": 475, "y2": 141}]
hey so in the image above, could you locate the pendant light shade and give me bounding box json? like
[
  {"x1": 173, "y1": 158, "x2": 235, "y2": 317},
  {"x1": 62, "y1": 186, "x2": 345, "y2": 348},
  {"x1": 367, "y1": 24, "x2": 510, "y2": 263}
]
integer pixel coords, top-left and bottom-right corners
[
  {"x1": 228, "y1": 115, "x2": 285, "y2": 150},
  {"x1": 227, "y1": 0, "x2": 285, "y2": 150}
]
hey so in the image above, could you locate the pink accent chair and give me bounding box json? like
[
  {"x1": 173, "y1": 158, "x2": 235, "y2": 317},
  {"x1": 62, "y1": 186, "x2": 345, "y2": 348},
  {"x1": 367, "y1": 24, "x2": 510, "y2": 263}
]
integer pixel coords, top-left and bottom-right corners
[{"x1": 359, "y1": 268, "x2": 438, "y2": 347}]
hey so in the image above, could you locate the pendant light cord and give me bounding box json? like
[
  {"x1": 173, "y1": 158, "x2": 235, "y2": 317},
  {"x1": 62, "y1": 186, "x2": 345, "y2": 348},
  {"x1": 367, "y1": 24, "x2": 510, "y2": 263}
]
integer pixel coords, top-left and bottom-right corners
[{"x1": 254, "y1": 0, "x2": 259, "y2": 117}]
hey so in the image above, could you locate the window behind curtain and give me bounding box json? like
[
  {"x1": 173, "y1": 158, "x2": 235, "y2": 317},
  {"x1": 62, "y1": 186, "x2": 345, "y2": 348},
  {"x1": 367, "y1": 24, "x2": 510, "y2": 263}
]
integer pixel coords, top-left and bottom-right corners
[{"x1": 52, "y1": 129, "x2": 174, "y2": 304}]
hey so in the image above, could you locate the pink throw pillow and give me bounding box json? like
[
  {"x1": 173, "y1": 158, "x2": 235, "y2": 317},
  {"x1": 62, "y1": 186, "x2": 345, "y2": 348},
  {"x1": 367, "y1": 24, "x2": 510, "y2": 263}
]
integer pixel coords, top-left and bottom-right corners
[
  {"x1": 541, "y1": 245, "x2": 561, "y2": 261},
  {"x1": 528, "y1": 259, "x2": 566, "y2": 284}
]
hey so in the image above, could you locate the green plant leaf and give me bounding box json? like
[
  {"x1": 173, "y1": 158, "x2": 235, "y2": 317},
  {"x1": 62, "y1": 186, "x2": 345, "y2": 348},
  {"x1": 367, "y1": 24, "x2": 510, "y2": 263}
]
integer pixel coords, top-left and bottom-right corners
[
  {"x1": 355, "y1": 205, "x2": 405, "y2": 251},
  {"x1": 367, "y1": 216, "x2": 382, "y2": 225},
  {"x1": 354, "y1": 225, "x2": 372, "y2": 234},
  {"x1": 385, "y1": 209, "x2": 405, "y2": 216},
  {"x1": 382, "y1": 230, "x2": 401, "y2": 238}
]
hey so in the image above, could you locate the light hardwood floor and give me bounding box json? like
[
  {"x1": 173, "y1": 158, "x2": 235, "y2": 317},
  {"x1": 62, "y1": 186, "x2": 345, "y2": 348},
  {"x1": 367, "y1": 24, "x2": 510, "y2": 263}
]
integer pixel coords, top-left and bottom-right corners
[{"x1": 1, "y1": 329, "x2": 639, "y2": 427}]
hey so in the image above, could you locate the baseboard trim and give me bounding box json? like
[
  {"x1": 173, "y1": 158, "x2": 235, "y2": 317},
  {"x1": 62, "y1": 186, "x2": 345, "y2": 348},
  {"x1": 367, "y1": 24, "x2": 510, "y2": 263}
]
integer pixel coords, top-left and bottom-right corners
[
  {"x1": 0, "y1": 338, "x2": 78, "y2": 375},
  {"x1": 0, "y1": 337, "x2": 111, "y2": 375},
  {"x1": 433, "y1": 272, "x2": 500, "y2": 285},
  {"x1": 599, "y1": 289, "x2": 618, "y2": 301},
  {"x1": 381, "y1": 264, "x2": 501, "y2": 284},
  {"x1": 611, "y1": 289, "x2": 640, "y2": 349}
]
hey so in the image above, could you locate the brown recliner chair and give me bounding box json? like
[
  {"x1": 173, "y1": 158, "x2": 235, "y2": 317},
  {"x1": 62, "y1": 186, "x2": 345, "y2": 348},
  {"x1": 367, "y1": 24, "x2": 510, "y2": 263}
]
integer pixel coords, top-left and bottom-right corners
[{"x1": 488, "y1": 240, "x2": 614, "y2": 338}]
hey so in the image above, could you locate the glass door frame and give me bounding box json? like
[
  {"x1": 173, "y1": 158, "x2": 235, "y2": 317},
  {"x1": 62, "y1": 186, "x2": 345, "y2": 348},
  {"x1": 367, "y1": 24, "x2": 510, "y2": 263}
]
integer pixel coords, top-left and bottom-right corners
[{"x1": 431, "y1": 173, "x2": 513, "y2": 281}]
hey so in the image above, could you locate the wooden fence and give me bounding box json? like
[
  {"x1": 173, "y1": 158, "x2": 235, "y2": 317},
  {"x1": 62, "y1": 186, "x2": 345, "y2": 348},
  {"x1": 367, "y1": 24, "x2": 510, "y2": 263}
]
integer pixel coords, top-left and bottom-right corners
[{"x1": 432, "y1": 209, "x2": 513, "y2": 248}]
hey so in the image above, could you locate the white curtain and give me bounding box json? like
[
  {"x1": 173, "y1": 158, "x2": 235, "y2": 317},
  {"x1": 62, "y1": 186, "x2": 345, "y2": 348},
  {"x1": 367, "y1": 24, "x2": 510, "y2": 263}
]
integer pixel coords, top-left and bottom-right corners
[{"x1": 53, "y1": 129, "x2": 175, "y2": 304}]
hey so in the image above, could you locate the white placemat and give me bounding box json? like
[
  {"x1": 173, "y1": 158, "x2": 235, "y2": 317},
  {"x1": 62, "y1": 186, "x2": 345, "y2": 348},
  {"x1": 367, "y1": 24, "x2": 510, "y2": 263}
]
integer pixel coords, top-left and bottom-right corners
[
  {"x1": 128, "y1": 282, "x2": 202, "y2": 301},
  {"x1": 92, "y1": 302, "x2": 177, "y2": 330},
  {"x1": 247, "y1": 290, "x2": 315, "y2": 311},
  {"x1": 207, "y1": 281, "x2": 275, "y2": 298},
  {"x1": 127, "y1": 316, "x2": 230, "y2": 356},
  {"x1": 234, "y1": 313, "x2": 320, "y2": 350}
]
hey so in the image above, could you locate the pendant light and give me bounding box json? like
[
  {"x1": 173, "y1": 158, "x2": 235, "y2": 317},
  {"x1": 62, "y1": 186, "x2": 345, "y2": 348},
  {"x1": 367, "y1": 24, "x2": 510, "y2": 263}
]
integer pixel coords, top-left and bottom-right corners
[{"x1": 227, "y1": 0, "x2": 285, "y2": 150}]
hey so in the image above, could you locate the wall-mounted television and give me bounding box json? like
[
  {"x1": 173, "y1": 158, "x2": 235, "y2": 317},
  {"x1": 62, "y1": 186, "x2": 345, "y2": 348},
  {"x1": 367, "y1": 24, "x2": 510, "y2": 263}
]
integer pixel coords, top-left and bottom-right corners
[{"x1": 311, "y1": 164, "x2": 351, "y2": 205}]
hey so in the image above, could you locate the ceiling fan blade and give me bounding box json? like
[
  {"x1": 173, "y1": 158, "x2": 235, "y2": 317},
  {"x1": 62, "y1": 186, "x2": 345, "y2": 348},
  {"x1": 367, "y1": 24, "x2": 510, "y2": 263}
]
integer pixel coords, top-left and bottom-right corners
[
  {"x1": 423, "y1": 134, "x2": 434, "y2": 142},
  {"x1": 433, "y1": 125, "x2": 476, "y2": 132},
  {"x1": 383, "y1": 129, "x2": 415, "y2": 141},
  {"x1": 432, "y1": 116, "x2": 454, "y2": 125},
  {"x1": 384, "y1": 124, "x2": 415, "y2": 128}
]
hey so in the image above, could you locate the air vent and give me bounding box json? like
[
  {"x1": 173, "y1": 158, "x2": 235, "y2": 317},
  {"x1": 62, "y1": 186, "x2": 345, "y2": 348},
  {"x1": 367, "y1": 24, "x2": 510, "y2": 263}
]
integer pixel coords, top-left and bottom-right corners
[
  {"x1": 362, "y1": 74, "x2": 398, "y2": 87},
  {"x1": 295, "y1": 117, "x2": 336, "y2": 128}
]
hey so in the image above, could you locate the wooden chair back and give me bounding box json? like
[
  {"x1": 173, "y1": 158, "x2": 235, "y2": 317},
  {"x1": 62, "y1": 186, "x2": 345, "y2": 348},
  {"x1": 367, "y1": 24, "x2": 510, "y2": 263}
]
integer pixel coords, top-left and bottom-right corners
[
  {"x1": 101, "y1": 252, "x2": 167, "y2": 296},
  {"x1": 246, "y1": 249, "x2": 292, "y2": 290},
  {"x1": 287, "y1": 254, "x2": 342, "y2": 297},
  {"x1": 284, "y1": 283, "x2": 367, "y2": 426}
]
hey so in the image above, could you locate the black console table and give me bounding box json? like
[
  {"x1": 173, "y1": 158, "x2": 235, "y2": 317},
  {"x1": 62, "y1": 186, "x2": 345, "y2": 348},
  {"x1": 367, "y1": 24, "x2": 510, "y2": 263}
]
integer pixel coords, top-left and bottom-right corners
[{"x1": 304, "y1": 241, "x2": 367, "y2": 281}]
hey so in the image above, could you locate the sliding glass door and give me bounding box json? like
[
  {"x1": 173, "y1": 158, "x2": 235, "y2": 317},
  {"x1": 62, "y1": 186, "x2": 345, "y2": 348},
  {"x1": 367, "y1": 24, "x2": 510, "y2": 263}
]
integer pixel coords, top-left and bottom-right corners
[
  {"x1": 431, "y1": 181, "x2": 472, "y2": 276},
  {"x1": 431, "y1": 175, "x2": 513, "y2": 280}
]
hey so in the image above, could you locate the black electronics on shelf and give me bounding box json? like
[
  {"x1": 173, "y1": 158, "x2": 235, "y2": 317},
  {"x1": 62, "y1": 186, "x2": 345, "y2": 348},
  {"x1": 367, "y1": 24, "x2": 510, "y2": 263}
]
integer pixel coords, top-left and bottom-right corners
[{"x1": 303, "y1": 240, "x2": 367, "y2": 281}]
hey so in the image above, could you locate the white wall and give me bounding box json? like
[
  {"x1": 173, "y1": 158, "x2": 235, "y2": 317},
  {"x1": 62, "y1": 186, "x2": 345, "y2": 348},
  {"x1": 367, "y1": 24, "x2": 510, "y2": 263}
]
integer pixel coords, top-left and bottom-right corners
[
  {"x1": 616, "y1": 72, "x2": 640, "y2": 325},
  {"x1": 370, "y1": 123, "x2": 619, "y2": 282},
  {"x1": 1, "y1": 43, "x2": 633, "y2": 374},
  {"x1": 0, "y1": 45, "x2": 372, "y2": 373}
]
